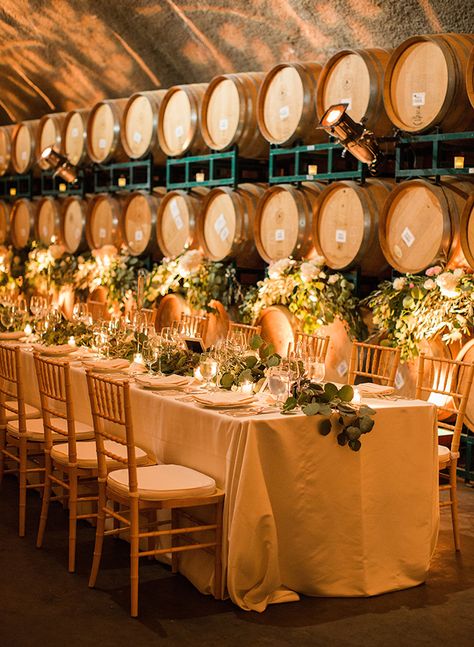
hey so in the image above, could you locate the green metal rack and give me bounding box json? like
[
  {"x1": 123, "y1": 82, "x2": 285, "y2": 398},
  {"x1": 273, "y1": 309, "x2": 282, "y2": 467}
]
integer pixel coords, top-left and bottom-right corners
[
  {"x1": 458, "y1": 431, "x2": 474, "y2": 485},
  {"x1": 269, "y1": 141, "x2": 366, "y2": 184},
  {"x1": 93, "y1": 157, "x2": 154, "y2": 193},
  {"x1": 395, "y1": 130, "x2": 474, "y2": 179},
  {"x1": 40, "y1": 170, "x2": 85, "y2": 197},
  {"x1": 0, "y1": 173, "x2": 33, "y2": 200}
]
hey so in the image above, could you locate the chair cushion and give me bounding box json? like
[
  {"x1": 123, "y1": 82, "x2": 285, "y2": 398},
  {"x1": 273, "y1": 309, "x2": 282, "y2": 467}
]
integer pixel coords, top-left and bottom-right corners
[
  {"x1": 51, "y1": 440, "x2": 148, "y2": 469},
  {"x1": 7, "y1": 417, "x2": 94, "y2": 442},
  {"x1": 438, "y1": 445, "x2": 451, "y2": 466},
  {"x1": 107, "y1": 464, "x2": 216, "y2": 501},
  {"x1": 4, "y1": 401, "x2": 42, "y2": 421}
]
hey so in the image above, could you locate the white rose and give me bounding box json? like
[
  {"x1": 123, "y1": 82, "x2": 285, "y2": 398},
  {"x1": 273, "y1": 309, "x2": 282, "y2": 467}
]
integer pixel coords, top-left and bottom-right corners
[
  {"x1": 393, "y1": 277, "x2": 406, "y2": 290},
  {"x1": 423, "y1": 279, "x2": 435, "y2": 290},
  {"x1": 177, "y1": 250, "x2": 203, "y2": 276},
  {"x1": 453, "y1": 268, "x2": 464, "y2": 278},
  {"x1": 299, "y1": 262, "x2": 319, "y2": 282},
  {"x1": 327, "y1": 274, "x2": 340, "y2": 285},
  {"x1": 268, "y1": 258, "x2": 293, "y2": 279},
  {"x1": 435, "y1": 272, "x2": 459, "y2": 298},
  {"x1": 312, "y1": 254, "x2": 326, "y2": 267}
]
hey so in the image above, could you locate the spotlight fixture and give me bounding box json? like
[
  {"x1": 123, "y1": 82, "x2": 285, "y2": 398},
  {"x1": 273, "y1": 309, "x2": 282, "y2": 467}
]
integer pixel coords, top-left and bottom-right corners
[
  {"x1": 39, "y1": 147, "x2": 78, "y2": 183},
  {"x1": 319, "y1": 103, "x2": 382, "y2": 172}
]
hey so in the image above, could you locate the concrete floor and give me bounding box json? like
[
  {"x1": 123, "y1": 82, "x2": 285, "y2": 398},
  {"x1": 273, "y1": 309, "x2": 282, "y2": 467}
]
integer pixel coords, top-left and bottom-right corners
[{"x1": 0, "y1": 475, "x2": 473, "y2": 647}]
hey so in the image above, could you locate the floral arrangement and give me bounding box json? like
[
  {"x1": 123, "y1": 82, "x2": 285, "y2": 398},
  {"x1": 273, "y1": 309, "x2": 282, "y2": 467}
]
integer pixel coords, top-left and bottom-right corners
[
  {"x1": 91, "y1": 246, "x2": 147, "y2": 313},
  {"x1": 218, "y1": 335, "x2": 281, "y2": 390},
  {"x1": 240, "y1": 257, "x2": 366, "y2": 340},
  {"x1": 365, "y1": 265, "x2": 474, "y2": 360},
  {"x1": 145, "y1": 249, "x2": 243, "y2": 312}
]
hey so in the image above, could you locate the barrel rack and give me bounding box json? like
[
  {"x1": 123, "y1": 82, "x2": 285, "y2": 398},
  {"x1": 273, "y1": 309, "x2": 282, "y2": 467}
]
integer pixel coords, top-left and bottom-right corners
[
  {"x1": 0, "y1": 172, "x2": 33, "y2": 200},
  {"x1": 458, "y1": 432, "x2": 474, "y2": 485},
  {"x1": 40, "y1": 170, "x2": 85, "y2": 197}
]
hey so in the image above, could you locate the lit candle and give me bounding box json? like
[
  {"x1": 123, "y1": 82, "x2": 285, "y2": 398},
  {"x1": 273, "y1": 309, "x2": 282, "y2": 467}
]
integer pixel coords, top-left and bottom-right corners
[
  {"x1": 241, "y1": 380, "x2": 253, "y2": 395},
  {"x1": 195, "y1": 172, "x2": 205, "y2": 182},
  {"x1": 133, "y1": 352, "x2": 144, "y2": 365},
  {"x1": 68, "y1": 336, "x2": 76, "y2": 347},
  {"x1": 194, "y1": 366, "x2": 203, "y2": 381},
  {"x1": 24, "y1": 323, "x2": 32, "y2": 336},
  {"x1": 352, "y1": 388, "x2": 361, "y2": 405},
  {"x1": 307, "y1": 164, "x2": 318, "y2": 175},
  {"x1": 454, "y1": 156, "x2": 464, "y2": 169}
]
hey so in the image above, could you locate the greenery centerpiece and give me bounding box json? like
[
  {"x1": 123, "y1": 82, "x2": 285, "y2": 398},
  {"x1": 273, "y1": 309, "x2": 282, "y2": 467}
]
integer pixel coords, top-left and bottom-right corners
[{"x1": 240, "y1": 257, "x2": 366, "y2": 339}]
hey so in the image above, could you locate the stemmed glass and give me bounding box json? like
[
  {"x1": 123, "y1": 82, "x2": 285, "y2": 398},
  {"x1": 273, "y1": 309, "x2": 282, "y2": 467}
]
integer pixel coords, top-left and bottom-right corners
[
  {"x1": 0, "y1": 307, "x2": 14, "y2": 331},
  {"x1": 267, "y1": 365, "x2": 291, "y2": 408},
  {"x1": 72, "y1": 302, "x2": 89, "y2": 324},
  {"x1": 142, "y1": 337, "x2": 159, "y2": 375},
  {"x1": 305, "y1": 356, "x2": 326, "y2": 383},
  {"x1": 200, "y1": 352, "x2": 218, "y2": 391}
]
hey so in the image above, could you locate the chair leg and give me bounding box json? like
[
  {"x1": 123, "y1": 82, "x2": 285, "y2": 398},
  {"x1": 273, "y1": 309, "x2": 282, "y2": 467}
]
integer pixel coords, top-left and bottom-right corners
[
  {"x1": 130, "y1": 500, "x2": 140, "y2": 618},
  {"x1": 450, "y1": 461, "x2": 461, "y2": 551},
  {"x1": 36, "y1": 455, "x2": 53, "y2": 548},
  {"x1": 171, "y1": 509, "x2": 179, "y2": 574},
  {"x1": 18, "y1": 443, "x2": 27, "y2": 537},
  {"x1": 0, "y1": 427, "x2": 6, "y2": 486},
  {"x1": 68, "y1": 470, "x2": 78, "y2": 573},
  {"x1": 89, "y1": 482, "x2": 107, "y2": 588},
  {"x1": 214, "y1": 499, "x2": 224, "y2": 600},
  {"x1": 147, "y1": 510, "x2": 156, "y2": 558}
]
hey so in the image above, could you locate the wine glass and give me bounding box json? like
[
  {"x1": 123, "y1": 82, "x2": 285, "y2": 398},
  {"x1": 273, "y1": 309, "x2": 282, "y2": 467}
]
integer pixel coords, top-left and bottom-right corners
[
  {"x1": 1, "y1": 307, "x2": 14, "y2": 331},
  {"x1": 305, "y1": 356, "x2": 326, "y2": 383},
  {"x1": 200, "y1": 353, "x2": 218, "y2": 391},
  {"x1": 267, "y1": 366, "x2": 291, "y2": 407},
  {"x1": 72, "y1": 302, "x2": 88, "y2": 324},
  {"x1": 142, "y1": 337, "x2": 159, "y2": 374}
]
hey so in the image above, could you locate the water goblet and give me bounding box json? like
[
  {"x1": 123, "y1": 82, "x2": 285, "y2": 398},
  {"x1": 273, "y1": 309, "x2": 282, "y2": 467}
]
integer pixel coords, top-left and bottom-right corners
[
  {"x1": 142, "y1": 338, "x2": 159, "y2": 375},
  {"x1": 200, "y1": 353, "x2": 218, "y2": 391},
  {"x1": 306, "y1": 357, "x2": 326, "y2": 383}
]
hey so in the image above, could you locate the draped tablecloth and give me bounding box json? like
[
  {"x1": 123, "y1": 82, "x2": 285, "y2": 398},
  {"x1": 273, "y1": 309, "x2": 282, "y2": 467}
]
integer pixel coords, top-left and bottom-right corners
[{"x1": 19, "y1": 348, "x2": 439, "y2": 612}]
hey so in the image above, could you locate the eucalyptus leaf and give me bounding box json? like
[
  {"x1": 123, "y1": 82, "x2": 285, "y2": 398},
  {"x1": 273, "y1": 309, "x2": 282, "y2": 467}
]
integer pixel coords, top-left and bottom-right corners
[
  {"x1": 359, "y1": 405, "x2": 376, "y2": 417},
  {"x1": 220, "y1": 372, "x2": 235, "y2": 389},
  {"x1": 349, "y1": 439, "x2": 362, "y2": 452},
  {"x1": 283, "y1": 396, "x2": 297, "y2": 411},
  {"x1": 317, "y1": 418, "x2": 332, "y2": 436},
  {"x1": 303, "y1": 402, "x2": 320, "y2": 416},
  {"x1": 250, "y1": 335, "x2": 263, "y2": 350},
  {"x1": 345, "y1": 426, "x2": 361, "y2": 441},
  {"x1": 337, "y1": 432, "x2": 347, "y2": 446},
  {"x1": 324, "y1": 382, "x2": 339, "y2": 399},
  {"x1": 359, "y1": 415, "x2": 375, "y2": 434},
  {"x1": 245, "y1": 355, "x2": 258, "y2": 369},
  {"x1": 338, "y1": 384, "x2": 354, "y2": 402},
  {"x1": 266, "y1": 354, "x2": 280, "y2": 367}
]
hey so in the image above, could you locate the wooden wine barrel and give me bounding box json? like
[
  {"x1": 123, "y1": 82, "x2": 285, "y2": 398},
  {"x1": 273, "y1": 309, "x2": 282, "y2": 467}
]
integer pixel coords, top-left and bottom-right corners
[
  {"x1": 59, "y1": 196, "x2": 88, "y2": 254},
  {"x1": 0, "y1": 200, "x2": 10, "y2": 245},
  {"x1": 156, "y1": 187, "x2": 208, "y2": 258},
  {"x1": 36, "y1": 112, "x2": 67, "y2": 169},
  {"x1": 121, "y1": 90, "x2": 167, "y2": 163},
  {"x1": 460, "y1": 193, "x2": 474, "y2": 270},
  {"x1": 158, "y1": 83, "x2": 208, "y2": 157},
  {"x1": 456, "y1": 339, "x2": 474, "y2": 432},
  {"x1": 204, "y1": 300, "x2": 230, "y2": 348},
  {"x1": 198, "y1": 183, "x2": 266, "y2": 268},
  {"x1": 317, "y1": 318, "x2": 354, "y2": 384},
  {"x1": 121, "y1": 189, "x2": 166, "y2": 257},
  {"x1": 254, "y1": 182, "x2": 323, "y2": 262},
  {"x1": 256, "y1": 305, "x2": 297, "y2": 356},
  {"x1": 87, "y1": 98, "x2": 128, "y2": 164},
  {"x1": 379, "y1": 177, "x2": 474, "y2": 274},
  {"x1": 154, "y1": 293, "x2": 190, "y2": 332},
  {"x1": 313, "y1": 179, "x2": 392, "y2": 276},
  {"x1": 383, "y1": 33, "x2": 474, "y2": 133},
  {"x1": 10, "y1": 198, "x2": 34, "y2": 248},
  {"x1": 86, "y1": 194, "x2": 123, "y2": 250},
  {"x1": 201, "y1": 72, "x2": 267, "y2": 158},
  {"x1": 35, "y1": 197, "x2": 61, "y2": 245},
  {"x1": 257, "y1": 62, "x2": 325, "y2": 146},
  {"x1": 11, "y1": 120, "x2": 39, "y2": 174},
  {"x1": 316, "y1": 48, "x2": 392, "y2": 136},
  {"x1": 62, "y1": 109, "x2": 90, "y2": 165},
  {"x1": 467, "y1": 47, "x2": 474, "y2": 110},
  {"x1": 0, "y1": 125, "x2": 15, "y2": 176}
]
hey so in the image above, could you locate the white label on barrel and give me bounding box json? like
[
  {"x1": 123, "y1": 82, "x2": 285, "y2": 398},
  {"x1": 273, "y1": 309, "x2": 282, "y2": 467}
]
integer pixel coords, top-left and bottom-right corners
[
  {"x1": 173, "y1": 214, "x2": 184, "y2": 230},
  {"x1": 340, "y1": 97, "x2": 352, "y2": 111},
  {"x1": 133, "y1": 131, "x2": 142, "y2": 143},
  {"x1": 98, "y1": 138, "x2": 106, "y2": 149},
  {"x1": 307, "y1": 145, "x2": 315, "y2": 151},
  {"x1": 393, "y1": 244, "x2": 402, "y2": 259},
  {"x1": 71, "y1": 127, "x2": 79, "y2": 138},
  {"x1": 214, "y1": 213, "x2": 226, "y2": 235},
  {"x1": 395, "y1": 370, "x2": 404, "y2": 390},
  {"x1": 412, "y1": 92, "x2": 425, "y2": 106},
  {"x1": 135, "y1": 230, "x2": 143, "y2": 241},
  {"x1": 335, "y1": 229, "x2": 347, "y2": 243},
  {"x1": 21, "y1": 151, "x2": 27, "y2": 160},
  {"x1": 170, "y1": 200, "x2": 180, "y2": 217},
  {"x1": 279, "y1": 105, "x2": 290, "y2": 120},
  {"x1": 401, "y1": 227, "x2": 415, "y2": 248},
  {"x1": 20, "y1": 228, "x2": 26, "y2": 237},
  {"x1": 469, "y1": 168, "x2": 474, "y2": 174},
  {"x1": 219, "y1": 118, "x2": 228, "y2": 131},
  {"x1": 220, "y1": 226, "x2": 229, "y2": 241},
  {"x1": 337, "y1": 360, "x2": 348, "y2": 377},
  {"x1": 275, "y1": 229, "x2": 285, "y2": 241},
  {"x1": 42, "y1": 226, "x2": 48, "y2": 237},
  {"x1": 175, "y1": 125, "x2": 184, "y2": 138},
  {"x1": 99, "y1": 227, "x2": 106, "y2": 239},
  {"x1": 74, "y1": 228, "x2": 81, "y2": 240}
]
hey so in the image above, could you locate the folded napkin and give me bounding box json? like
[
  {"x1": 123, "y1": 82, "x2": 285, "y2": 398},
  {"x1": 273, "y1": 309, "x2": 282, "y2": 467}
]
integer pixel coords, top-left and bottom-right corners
[
  {"x1": 40, "y1": 344, "x2": 77, "y2": 356},
  {"x1": 136, "y1": 374, "x2": 190, "y2": 388},
  {"x1": 194, "y1": 392, "x2": 255, "y2": 407},
  {"x1": 82, "y1": 358, "x2": 130, "y2": 372},
  {"x1": 356, "y1": 382, "x2": 395, "y2": 396},
  {"x1": 0, "y1": 331, "x2": 24, "y2": 340}
]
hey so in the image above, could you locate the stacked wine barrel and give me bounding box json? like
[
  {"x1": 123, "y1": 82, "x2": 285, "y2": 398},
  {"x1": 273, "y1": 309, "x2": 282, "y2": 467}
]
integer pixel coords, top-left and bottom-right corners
[{"x1": 0, "y1": 32, "x2": 473, "y2": 386}]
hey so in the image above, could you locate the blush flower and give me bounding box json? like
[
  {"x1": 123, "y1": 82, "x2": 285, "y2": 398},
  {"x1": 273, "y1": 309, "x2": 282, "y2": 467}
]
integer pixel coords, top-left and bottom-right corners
[
  {"x1": 425, "y1": 265, "x2": 442, "y2": 277},
  {"x1": 393, "y1": 277, "x2": 407, "y2": 290},
  {"x1": 435, "y1": 272, "x2": 460, "y2": 298}
]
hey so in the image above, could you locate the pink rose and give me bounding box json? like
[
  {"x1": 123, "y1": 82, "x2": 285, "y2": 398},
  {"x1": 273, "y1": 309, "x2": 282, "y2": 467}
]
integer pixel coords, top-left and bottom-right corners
[
  {"x1": 425, "y1": 265, "x2": 442, "y2": 277},
  {"x1": 409, "y1": 282, "x2": 414, "y2": 288}
]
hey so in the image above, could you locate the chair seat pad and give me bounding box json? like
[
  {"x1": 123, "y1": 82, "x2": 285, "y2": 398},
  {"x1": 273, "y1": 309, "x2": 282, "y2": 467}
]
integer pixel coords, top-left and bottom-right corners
[
  {"x1": 438, "y1": 445, "x2": 451, "y2": 465},
  {"x1": 4, "y1": 401, "x2": 41, "y2": 421},
  {"x1": 51, "y1": 440, "x2": 148, "y2": 469},
  {"x1": 107, "y1": 464, "x2": 217, "y2": 501},
  {"x1": 7, "y1": 417, "x2": 94, "y2": 442}
]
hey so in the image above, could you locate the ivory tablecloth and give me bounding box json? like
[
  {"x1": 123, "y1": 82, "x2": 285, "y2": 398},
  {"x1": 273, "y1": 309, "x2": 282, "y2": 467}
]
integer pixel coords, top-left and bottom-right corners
[{"x1": 20, "y1": 348, "x2": 439, "y2": 612}]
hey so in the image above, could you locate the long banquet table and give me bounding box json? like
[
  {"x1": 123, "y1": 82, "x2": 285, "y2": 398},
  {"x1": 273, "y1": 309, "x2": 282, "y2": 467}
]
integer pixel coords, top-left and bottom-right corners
[{"x1": 19, "y1": 346, "x2": 439, "y2": 612}]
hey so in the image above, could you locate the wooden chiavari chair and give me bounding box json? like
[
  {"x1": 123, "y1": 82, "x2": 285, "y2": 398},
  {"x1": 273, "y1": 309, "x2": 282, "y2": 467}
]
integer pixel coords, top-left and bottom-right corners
[
  {"x1": 227, "y1": 322, "x2": 261, "y2": 346},
  {"x1": 415, "y1": 353, "x2": 474, "y2": 551},
  {"x1": 293, "y1": 332, "x2": 330, "y2": 362},
  {"x1": 180, "y1": 312, "x2": 208, "y2": 340},
  {"x1": 87, "y1": 300, "x2": 108, "y2": 322},
  {"x1": 0, "y1": 344, "x2": 45, "y2": 536},
  {"x1": 86, "y1": 373, "x2": 224, "y2": 617},
  {"x1": 347, "y1": 341, "x2": 401, "y2": 387}
]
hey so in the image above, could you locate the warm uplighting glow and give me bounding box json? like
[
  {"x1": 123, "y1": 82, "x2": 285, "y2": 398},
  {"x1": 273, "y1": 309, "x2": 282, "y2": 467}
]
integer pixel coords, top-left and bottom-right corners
[
  {"x1": 68, "y1": 336, "x2": 76, "y2": 347},
  {"x1": 39, "y1": 147, "x2": 78, "y2": 183},
  {"x1": 454, "y1": 156, "x2": 464, "y2": 169},
  {"x1": 24, "y1": 323, "x2": 32, "y2": 336},
  {"x1": 319, "y1": 103, "x2": 382, "y2": 172},
  {"x1": 241, "y1": 380, "x2": 253, "y2": 395}
]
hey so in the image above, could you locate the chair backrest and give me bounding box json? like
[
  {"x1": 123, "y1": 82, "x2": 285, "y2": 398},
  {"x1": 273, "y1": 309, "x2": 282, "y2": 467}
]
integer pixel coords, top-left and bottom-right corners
[
  {"x1": 86, "y1": 372, "x2": 138, "y2": 491},
  {"x1": 347, "y1": 341, "x2": 401, "y2": 387},
  {"x1": 227, "y1": 322, "x2": 261, "y2": 346},
  {"x1": 0, "y1": 343, "x2": 26, "y2": 431},
  {"x1": 180, "y1": 312, "x2": 208, "y2": 339},
  {"x1": 294, "y1": 332, "x2": 330, "y2": 362},
  {"x1": 87, "y1": 300, "x2": 107, "y2": 322},
  {"x1": 415, "y1": 353, "x2": 474, "y2": 454},
  {"x1": 33, "y1": 353, "x2": 77, "y2": 459}
]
